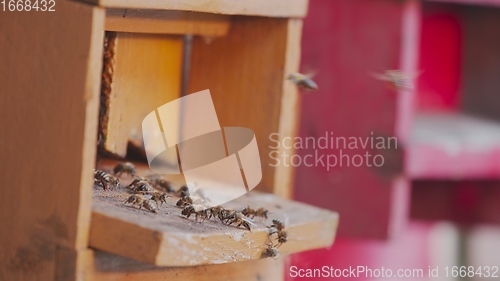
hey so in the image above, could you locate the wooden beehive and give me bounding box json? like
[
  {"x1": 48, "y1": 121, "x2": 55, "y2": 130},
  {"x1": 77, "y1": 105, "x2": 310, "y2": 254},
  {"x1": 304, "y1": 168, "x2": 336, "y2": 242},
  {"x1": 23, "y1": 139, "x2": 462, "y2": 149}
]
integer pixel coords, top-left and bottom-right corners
[
  {"x1": 296, "y1": 0, "x2": 500, "y2": 242},
  {"x1": 410, "y1": 1, "x2": 500, "y2": 225},
  {"x1": 0, "y1": 0, "x2": 338, "y2": 280}
]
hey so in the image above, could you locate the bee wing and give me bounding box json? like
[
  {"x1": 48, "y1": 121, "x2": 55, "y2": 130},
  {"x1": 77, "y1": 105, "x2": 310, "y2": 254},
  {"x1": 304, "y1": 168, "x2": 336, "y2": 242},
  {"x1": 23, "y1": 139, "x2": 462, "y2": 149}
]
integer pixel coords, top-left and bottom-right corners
[
  {"x1": 243, "y1": 216, "x2": 257, "y2": 226},
  {"x1": 369, "y1": 72, "x2": 391, "y2": 81},
  {"x1": 406, "y1": 69, "x2": 424, "y2": 79},
  {"x1": 303, "y1": 78, "x2": 319, "y2": 91},
  {"x1": 302, "y1": 70, "x2": 317, "y2": 79}
]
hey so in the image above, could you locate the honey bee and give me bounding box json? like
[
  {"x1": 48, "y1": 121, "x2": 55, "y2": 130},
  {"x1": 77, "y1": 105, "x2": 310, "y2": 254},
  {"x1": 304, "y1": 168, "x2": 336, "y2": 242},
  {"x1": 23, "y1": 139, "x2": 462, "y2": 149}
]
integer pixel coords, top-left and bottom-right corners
[
  {"x1": 181, "y1": 205, "x2": 196, "y2": 218},
  {"x1": 130, "y1": 189, "x2": 169, "y2": 207},
  {"x1": 141, "y1": 199, "x2": 158, "y2": 213},
  {"x1": 181, "y1": 205, "x2": 209, "y2": 222},
  {"x1": 176, "y1": 196, "x2": 193, "y2": 207},
  {"x1": 148, "y1": 178, "x2": 174, "y2": 193},
  {"x1": 124, "y1": 194, "x2": 142, "y2": 205},
  {"x1": 94, "y1": 169, "x2": 120, "y2": 190},
  {"x1": 150, "y1": 192, "x2": 170, "y2": 206},
  {"x1": 261, "y1": 242, "x2": 280, "y2": 259},
  {"x1": 208, "y1": 205, "x2": 226, "y2": 221},
  {"x1": 126, "y1": 178, "x2": 153, "y2": 194},
  {"x1": 268, "y1": 219, "x2": 288, "y2": 247},
  {"x1": 241, "y1": 206, "x2": 269, "y2": 220},
  {"x1": 223, "y1": 211, "x2": 255, "y2": 231},
  {"x1": 287, "y1": 73, "x2": 318, "y2": 91},
  {"x1": 124, "y1": 194, "x2": 157, "y2": 213},
  {"x1": 113, "y1": 162, "x2": 136, "y2": 177},
  {"x1": 176, "y1": 185, "x2": 190, "y2": 197},
  {"x1": 370, "y1": 70, "x2": 422, "y2": 90}
]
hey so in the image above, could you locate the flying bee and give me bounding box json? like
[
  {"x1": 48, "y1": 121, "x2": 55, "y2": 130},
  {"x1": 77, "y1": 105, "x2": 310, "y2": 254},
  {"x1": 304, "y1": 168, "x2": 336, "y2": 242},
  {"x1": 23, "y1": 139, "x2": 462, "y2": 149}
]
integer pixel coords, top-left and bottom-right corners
[
  {"x1": 224, "y1": 211, "x2": 255, "y2": 231},
  {"x1": 287, "y1": 72, "x2": 318, "y2": 91},
  {"x1": 241, "y1": 206, "x2": 269, "y2": 220},
  {"x1": 261, "y1": 242, "x2": 280, "y2": 259},
  {"x1": 370, "y1": 69, "x2": 423, "y2": 90},
  {"x1": 126, "y1": 178, "x2": 153, "y2": 194},
  {"x1": 176, "y1": 196, "x2": 193, "y2": 207},
  {"x1": 94, "y1": 169, "x2": 120, "y2": 190},
  {"x1": 113, "y1": 162, "x2": 136, "y2": 177},
  {"x1": 124, "y1": 194, "x2": 157, "y2": 213},
  {"x1": 176, "y1": 185, "x2": 190, "y2": 197},
  {"x1": 181, "y1": 205, "x2": 209, "y2": 222},
  {"x1": 268, "y1": 218, "x2": 288, "y2": 247}
]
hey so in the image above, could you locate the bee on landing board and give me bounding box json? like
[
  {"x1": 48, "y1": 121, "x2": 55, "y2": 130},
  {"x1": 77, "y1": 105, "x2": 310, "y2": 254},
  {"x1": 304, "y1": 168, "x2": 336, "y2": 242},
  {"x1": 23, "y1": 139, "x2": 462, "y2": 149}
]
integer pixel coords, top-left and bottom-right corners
[
  {"x1": 176, "y1": 195, "x2": 193, "y2": 208},
  {"x1": 150, "y1": 192, "x2": 170, "y2": 206},
  {"x1": 151, "y1": 179, "x2": 175, "y2": 193},
  {"x1": 126, "y1": 178, "x2": 153, "y2": 194},
  {"x1": 113, "y1": 162, "x2": 136, "y2": 178},
  {"x1": 208, "y1": 205, "x2": 227, "y2": 221},
  {"x1": 241, "y1": 206, "x2": 269, "y2": 220},
  {"x1": 135, "y1": 190, "x2": 171, "y2": 207},
  {"x1": 141, "y1": 199, "x2": 158, "y2": 213},
  {"x1": 261, "y1": 242, "x2": 280, "y2": 259},
  {"x1": 268, "y1": 218, "x2": 288, "y2": 247},
  {"x1": 369, "y1": 69, "x2": 423, "y2": 90},
  {"x1": 124, "y1": 194, "x2": 157, "y2": 213},
  {"x1": 287, "y1": 72, "x2": 318, "y2": 91},
  {"x1": 181, "y1": 205, "x2": 209, "y2": 222},
  {"x1": 176, "y1": 185, "x2": 190, "y2": 197},
  {"x1": 94, "y1": 169, "x2": 120, "y2": 191},
  {"x1": 223, "y1": 211, "x2": 255, "y2": 231},
  {"x1": 145, "y1": 175, "x2": 175, "y2": 194}
]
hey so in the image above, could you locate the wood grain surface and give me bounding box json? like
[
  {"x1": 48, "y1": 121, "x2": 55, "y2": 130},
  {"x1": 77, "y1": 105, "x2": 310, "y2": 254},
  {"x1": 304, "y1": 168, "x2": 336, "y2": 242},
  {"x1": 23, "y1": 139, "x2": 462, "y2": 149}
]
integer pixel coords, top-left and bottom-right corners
[
  {"x1": 79, "y1": 0, "x2": 309, "y2": 18},
  {"x1": 0, "y1": 1, "x2": 105, "y2": 279},
  {"x1": 89, "y1": 160, "x2": 338, "y2": 266},
  {"x1": 106, "y1": 9, "x2": 231, "y2": 36}
]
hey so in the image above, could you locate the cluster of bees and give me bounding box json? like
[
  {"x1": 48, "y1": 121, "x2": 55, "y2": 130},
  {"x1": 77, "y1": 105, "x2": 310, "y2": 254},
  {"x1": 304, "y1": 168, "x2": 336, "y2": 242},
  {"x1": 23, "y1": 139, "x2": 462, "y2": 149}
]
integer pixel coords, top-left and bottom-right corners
[
  {"x1": 177, "y1": 196, "x2": 288, "y2": 258},
  {"x1": 179, "y1": 204, "x2": 262, "y2": 232},
  {"x1": 93, "y1": 162, "x2": 189, "y2": 214},
  {"x1": 94, "y1": 162, "x2": 289, "y2": 259}
]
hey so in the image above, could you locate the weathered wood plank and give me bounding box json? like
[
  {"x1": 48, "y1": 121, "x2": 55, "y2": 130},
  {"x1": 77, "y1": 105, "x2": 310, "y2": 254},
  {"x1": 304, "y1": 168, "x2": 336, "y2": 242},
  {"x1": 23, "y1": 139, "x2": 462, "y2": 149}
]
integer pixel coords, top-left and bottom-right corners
[
  {"x1": 89, "y1": 160, "x2": 338, "y2": 266},
  {"x1": 0, "y1": 1, "x2": 104, "y2": 280},
  {"x1": 105, "y1": 9, "x2": 231, "y2": 36},
  {"x1": 86, "y1": 250, "x2": 284, "y2": 281},
  {"x1": 81, "y1": 0, "x2": 309, "y2": 18}
]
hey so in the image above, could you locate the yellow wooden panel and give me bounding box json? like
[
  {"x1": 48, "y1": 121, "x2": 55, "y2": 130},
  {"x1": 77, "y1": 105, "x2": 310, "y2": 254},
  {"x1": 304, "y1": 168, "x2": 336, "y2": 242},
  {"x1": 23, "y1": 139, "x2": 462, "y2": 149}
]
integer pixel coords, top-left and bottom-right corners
[
  {"x1": 102, "y1": 32, "x2": 183, "y2": 157},
  {"x1": 187, "y1": 18, "x2": 302, "y2": 198}
]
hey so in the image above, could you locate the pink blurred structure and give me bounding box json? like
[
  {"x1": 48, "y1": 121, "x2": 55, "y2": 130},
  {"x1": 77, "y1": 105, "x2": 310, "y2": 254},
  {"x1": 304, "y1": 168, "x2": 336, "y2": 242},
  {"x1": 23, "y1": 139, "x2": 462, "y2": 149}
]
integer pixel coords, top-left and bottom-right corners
[{"x1": 291, "y1": 0, "x2": 500, "y2": 279}]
